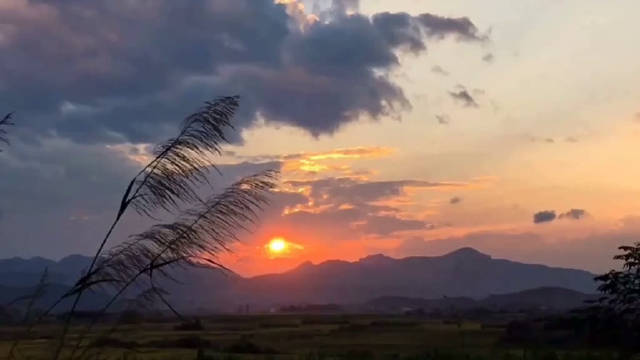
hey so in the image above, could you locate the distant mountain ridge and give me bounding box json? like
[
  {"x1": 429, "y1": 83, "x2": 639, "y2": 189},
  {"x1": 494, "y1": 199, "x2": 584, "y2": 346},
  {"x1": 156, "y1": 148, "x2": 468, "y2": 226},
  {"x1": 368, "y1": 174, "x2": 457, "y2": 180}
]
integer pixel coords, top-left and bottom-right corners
[
  {"x1": 0, "y1": 254, "x2": 91, "y2": 286},
  {"x1": 367, "y1": 287, "x2": 598, "y2": 313},
  {"x1": 0, "y1": 248, "x2": 598, "y2": 312},
  {"x1": 233, "y1": 248, "x2": 596, "y2": 306}
]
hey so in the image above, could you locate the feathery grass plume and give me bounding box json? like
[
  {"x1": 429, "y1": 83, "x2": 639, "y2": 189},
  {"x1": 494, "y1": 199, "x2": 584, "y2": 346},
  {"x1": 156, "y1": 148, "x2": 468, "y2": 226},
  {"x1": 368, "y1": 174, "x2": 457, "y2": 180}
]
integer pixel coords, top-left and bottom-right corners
[
  {"x1": 56, "y1": 97, "x2": 241, "y2": 333},
  {"x1": 45, "y1": 96, "x2": 279, "y2": 360},
  {"x1": 69, "y1": 170, "x2": 277, "y2": 300},
  {"x1": 0, "y1": 112, "x2": 15, "y2": 151},
  {"x1": 127, "y1": 96, "x2": 240, "y2": 217},
  {"x1": 68, "y1": 171, "x2": 278, "y2": 360}
]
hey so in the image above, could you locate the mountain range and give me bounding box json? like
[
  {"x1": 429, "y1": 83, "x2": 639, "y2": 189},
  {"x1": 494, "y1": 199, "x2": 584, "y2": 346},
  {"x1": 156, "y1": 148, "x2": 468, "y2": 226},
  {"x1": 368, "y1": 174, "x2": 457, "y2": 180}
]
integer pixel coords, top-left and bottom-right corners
[{"x1": 0, "y1": 248, "x2": 598, "y2": 313}]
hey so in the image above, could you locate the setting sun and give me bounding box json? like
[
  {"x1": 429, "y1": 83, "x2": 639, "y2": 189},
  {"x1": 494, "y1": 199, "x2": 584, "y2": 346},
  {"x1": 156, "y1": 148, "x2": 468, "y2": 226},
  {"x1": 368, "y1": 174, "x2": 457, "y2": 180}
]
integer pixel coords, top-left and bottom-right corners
[
  {"x1": 265, "y1": 237, "x2": 304, "y2": 259},
  {"x1": 268, "y1": 237, "x2": 288, "y2": 254}
]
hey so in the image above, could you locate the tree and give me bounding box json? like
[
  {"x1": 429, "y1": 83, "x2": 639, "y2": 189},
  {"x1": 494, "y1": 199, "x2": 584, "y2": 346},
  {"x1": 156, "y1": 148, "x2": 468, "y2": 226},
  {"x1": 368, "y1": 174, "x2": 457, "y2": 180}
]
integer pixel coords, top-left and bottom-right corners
[{"x1": 595, "y1": 242, "x2": 640, "y2": 319}]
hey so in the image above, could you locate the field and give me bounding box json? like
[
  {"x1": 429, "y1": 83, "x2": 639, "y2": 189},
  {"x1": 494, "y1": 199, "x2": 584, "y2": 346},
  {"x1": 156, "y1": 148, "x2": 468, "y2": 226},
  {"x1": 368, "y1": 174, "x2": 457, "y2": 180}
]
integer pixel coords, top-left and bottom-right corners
[{"x1": 0, "y1": 314, "x2": 628, "y2": 360}]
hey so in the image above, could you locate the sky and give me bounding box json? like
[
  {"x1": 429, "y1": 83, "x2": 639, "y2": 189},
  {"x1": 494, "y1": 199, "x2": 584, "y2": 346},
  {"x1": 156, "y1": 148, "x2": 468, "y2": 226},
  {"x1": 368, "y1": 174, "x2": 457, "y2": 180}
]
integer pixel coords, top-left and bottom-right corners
[{"x1": 1, "y1": 0, "x2": 640, "y2": 277}]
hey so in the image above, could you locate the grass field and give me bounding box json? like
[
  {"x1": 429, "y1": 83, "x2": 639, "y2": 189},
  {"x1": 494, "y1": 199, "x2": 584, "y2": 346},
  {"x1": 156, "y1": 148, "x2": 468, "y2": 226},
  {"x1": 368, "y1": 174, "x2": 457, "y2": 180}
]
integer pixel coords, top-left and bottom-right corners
[{"x1": 0, "y1": 315, "x2": 629, "y2": 360}]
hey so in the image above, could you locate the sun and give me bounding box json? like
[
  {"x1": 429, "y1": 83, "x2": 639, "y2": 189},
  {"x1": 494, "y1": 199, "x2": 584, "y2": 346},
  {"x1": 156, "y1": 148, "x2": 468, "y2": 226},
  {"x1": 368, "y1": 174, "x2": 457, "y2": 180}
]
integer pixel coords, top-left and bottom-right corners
[
  {"x1": 268, "y1": 237, "x2": 288, "y2": 254},
  {"x1": 265, "y1": 237, "x2": 304, "y2": 258}
]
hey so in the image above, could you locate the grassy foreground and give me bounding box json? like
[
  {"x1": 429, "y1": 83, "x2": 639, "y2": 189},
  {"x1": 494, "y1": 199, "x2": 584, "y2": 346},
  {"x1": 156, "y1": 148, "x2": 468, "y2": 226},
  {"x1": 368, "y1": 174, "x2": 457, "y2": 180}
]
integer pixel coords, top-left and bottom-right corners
[{"x1": 0, "y1": 314, "x2": 628, "y2": 360}]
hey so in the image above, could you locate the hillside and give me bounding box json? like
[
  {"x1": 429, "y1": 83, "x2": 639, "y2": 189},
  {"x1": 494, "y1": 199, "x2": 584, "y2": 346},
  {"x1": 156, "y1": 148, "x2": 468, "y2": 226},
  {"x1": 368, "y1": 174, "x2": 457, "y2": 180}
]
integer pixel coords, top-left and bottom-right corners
[{"x1": 0, "y1": 248, "x2": 597, "y2": 312}]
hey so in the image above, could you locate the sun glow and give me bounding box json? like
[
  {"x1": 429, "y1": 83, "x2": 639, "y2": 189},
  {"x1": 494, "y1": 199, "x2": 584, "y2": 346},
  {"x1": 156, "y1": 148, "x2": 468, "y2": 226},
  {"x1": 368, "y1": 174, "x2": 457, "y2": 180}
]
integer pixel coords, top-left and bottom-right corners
[
  {"x1": 268, "y1": 237, "x2": 288, "y2": 253},
  {"x1": 265, "y1": 237, "x2": 304, "y2": 258}
]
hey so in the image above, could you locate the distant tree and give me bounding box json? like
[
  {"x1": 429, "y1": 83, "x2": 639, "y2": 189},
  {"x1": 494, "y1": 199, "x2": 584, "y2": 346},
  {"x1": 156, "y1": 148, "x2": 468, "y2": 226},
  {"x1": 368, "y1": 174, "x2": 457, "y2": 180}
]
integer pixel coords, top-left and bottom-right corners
[
  {"x1": 588, "y1": 242, "x2": 640, "y2": 351},
  {"x1": 595, "y1": 242, "x2": 640, "y2": 319},
  {"x1": 0, "y1": 112, "x2": 15, "y2": 151}
]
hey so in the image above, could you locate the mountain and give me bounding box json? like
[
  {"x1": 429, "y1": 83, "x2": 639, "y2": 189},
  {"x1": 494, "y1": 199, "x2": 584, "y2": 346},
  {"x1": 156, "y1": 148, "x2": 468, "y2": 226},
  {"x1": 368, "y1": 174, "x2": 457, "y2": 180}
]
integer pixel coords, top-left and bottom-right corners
[
  {"x1": 0, "y1": 248, "x2": 598, "y2": 312},
  {"x1": 233, "y1": 248, "x2": 597, "y2": 306},
  {"x1": 0, "y1": 254, "x2": 91, "y2": 286}
]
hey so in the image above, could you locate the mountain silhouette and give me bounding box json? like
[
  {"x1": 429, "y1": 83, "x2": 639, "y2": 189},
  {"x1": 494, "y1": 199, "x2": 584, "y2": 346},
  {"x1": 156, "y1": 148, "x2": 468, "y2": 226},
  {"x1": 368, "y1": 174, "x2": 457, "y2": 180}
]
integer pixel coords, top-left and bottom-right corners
[
  {"x1": 0, "y1": 248, "x2": 597, "y2": 312},
  {"x1": 232, "y1": 248, "x2": 596, "y2": 306}
]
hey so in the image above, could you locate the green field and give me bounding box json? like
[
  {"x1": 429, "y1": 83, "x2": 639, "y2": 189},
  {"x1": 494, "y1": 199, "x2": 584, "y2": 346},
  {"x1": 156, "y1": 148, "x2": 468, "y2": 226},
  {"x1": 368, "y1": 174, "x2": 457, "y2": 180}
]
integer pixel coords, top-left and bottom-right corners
[{"x1": 1, "y1": 315, "x2": 629, "y2": 360}]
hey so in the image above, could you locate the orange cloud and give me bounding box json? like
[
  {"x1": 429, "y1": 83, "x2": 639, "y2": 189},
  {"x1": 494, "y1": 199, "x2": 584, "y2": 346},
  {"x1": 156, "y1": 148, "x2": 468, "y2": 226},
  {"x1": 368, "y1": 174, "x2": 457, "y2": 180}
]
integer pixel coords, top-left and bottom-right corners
[
  {"x1": 274, "y1": 0, "x2": 318, "y2": 31},
  {"x1": 281, "y1": 146, "x2": 395, "y2": 177}
]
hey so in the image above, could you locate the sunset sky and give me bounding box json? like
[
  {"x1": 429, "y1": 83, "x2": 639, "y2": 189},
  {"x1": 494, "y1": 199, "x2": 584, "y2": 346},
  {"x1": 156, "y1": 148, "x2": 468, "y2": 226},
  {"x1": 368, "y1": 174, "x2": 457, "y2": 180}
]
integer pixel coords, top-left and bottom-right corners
[{"x1": 1, "y1": 0, "x2": 640, "y2": 276}]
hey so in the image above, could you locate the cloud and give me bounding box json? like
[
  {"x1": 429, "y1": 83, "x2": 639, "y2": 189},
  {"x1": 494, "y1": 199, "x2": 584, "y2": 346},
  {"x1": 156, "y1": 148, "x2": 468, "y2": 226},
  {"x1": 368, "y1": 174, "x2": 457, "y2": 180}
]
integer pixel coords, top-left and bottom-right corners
[
  {"x1": 287, "y1": 177, "x2": 465, "y2": 206},
  {"x1": 232, "y1": 146, "x2": 394, "y2": 176},
  {"x1": 533, "y1": 210, "x2": 556, "y2": 224},
  {"x1": 0, "y1": 135, "x2": 284, "y2": 258},
  {"x1": 431, "y1": 65, "x2": 449, "y2": 76},
  {"x1": 414, "y1": 13, "x2": 486, "y2": 41},
  {"x1": 0, "y1": 0, "x2": 485, "y2": 143},
  {"x1": 531, "y1": 209, "x2": 589, "y2": 224},
  {"x1": 449, "y1": 88, "x2": 478, "y2": 108},
  {"x1": 449, "y1": 196, "x2": 462, "y2": 204},
  {"x1": 284, "y1": 147, "x2": 395, "y2": 161},
  {"x1": 559, "y1": 209, "x2": 589, "y2": 220},
  {"x1": 0, "y1": 1, "x2": 487, "y2": 258},
  {"x1": 527, "y1": 135, "x2": 575, "y2": 144},
  {"x1": 272, "y1": 174, "x2": 470, "y2": 237},
  {"x1": 435, "y1": 114, "x2": 450, "y2": 125},
  {"x1": 482, "y1": 53, "x2": 494, "y2": 63}
]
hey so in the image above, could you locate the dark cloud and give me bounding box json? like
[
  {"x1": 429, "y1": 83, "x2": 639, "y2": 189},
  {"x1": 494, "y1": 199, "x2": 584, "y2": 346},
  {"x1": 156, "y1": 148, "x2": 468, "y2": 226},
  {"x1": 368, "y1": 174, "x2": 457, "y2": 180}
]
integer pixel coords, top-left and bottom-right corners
[
  {"x1": 565, "y1": 137, "x2": 579, "y2": 143},
  {"x1": 435, "y1": 114, "x2": 450, "y2": 125},
  {"x1": 482, "y1": 53, "x2": 494, "y2": 63},
  {"x1": 274, "y1": 176, "x2": 464, "y2": 237},
  {"x1": 533, "y1": 210, "x2": 556, "y2": 224},
  {"x1": 545, "y1": 138, "x2": 555, "y2": 144},
  {"x1": 634, "y1": 112, "x2": 640, "y2": 123},
  {"x1": 0, "y1": 0, "x2": 484, "y2": 143},
  {"x1": 449, "y1": 196, "x2": 462, "y2": 204},
  {"x1": 0, "y1": 1, "x2": 486, "y2": 257},
  {"x1": 532, "y1": 207, "x2": 589, "y2": 224},
  {"x1": 449, "y1": 88, "x2": 478, "y2": 108},
  {"x1": 414, "y1": 13, "x2": 486, "y2": 41},
  {"x1": 370, "y1": 12, "x2": 483, "y2": 53},
  {"x1": 276, "y1": 198, "x2": 419, "y2": 237},
  {"x1": 431, "y1": 66, "x2": 449, "y2": 76},
  {"x1": 287, "y1": 177, "x2": 462, "y2": 206},
  {"x1": 559, "y1": 209, "x2": 589, "y2": 220}
]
